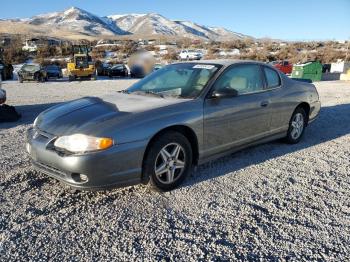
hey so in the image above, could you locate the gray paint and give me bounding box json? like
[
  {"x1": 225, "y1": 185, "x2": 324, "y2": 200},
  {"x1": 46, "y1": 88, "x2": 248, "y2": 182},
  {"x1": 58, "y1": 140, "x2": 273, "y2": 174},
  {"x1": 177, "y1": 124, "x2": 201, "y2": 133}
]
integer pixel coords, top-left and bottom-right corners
[{"x1": 26, "y1": 60, "x2": 321, "y2": 189}]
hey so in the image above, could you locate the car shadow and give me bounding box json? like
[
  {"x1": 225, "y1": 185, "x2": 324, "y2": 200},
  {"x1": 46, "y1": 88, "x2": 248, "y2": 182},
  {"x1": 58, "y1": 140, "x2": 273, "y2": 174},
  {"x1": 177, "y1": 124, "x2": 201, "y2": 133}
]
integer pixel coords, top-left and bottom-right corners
[
  {"x1": 181, "y1": 103, "x2": 350, "y2": 189},
  {"x1": 0, "y1": 102, "x2": 60, "y2": 129}
]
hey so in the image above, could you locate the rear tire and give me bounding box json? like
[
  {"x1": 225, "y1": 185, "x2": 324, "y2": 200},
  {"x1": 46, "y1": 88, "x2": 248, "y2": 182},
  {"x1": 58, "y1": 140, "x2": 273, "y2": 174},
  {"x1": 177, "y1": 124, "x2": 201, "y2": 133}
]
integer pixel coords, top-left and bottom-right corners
[
  {"x1": 143, "y1": 132, "x2": 192, "y2": 191},
  {"x1": 285, "y1": 107, "x2": 307, "y2": 144}
]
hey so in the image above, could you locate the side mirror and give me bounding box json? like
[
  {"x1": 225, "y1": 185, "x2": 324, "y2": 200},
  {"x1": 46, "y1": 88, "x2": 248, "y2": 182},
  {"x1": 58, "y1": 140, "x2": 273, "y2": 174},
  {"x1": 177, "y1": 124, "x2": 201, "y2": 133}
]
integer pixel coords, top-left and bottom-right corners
[
  {"x1": 211, "y1": 87, "x2": 238, "y2": 98},
  {"x1": 0, "y1": 65, "x2": 4, "y2": 71}
]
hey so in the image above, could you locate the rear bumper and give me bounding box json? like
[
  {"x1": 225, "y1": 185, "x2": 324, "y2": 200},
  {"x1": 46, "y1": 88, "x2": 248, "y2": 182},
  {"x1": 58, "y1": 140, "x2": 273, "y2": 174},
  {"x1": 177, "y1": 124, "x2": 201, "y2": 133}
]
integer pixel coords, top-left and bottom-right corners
[{"x1": 26, "y1": 127, "x2": 148, "y2": 190}]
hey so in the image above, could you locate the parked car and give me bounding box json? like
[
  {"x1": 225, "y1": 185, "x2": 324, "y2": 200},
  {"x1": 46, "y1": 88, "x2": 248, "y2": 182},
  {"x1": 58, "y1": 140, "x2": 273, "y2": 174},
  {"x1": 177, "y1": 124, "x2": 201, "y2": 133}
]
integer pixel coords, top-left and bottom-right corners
[
  {"x1": 26, "y1": 60, "x2": 321, "y2": 191},
  {"x1": 130, "y1": 64, "x2": 146, "y2": 78},
  {"x1": 179, "y1": 50, "x2": 203, "y2": 60},
  {"x1": 0, "y1": 64, "x2": 5, "y2": 104},
  {"x1": 44, "y1": 65, "x2": 63, "y2": 79},
  {"x1": 18, "y1": 64, "x2": 47, "y2": 83},
  {"x1": 108, "y1": 64, "x2": 128, "y2": 78},
  {"x1": 0, "y1": 61, "x2": 13, "y2": 80},
  {"x1": 273, "y1": 61, "x2": 293, "y2": 75},
  {"x1": 96, "y1": 63, "x2": 111, "y2": 76},
  {"x1": 0, "y1": 88, "x2": 5, "y2": 105}
]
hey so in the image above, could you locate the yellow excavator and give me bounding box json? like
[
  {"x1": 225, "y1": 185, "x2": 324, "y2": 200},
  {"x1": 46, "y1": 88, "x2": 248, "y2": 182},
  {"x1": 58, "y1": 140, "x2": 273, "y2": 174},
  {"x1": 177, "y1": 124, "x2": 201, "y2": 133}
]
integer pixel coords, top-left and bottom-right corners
[{"x1": 67, "y1": 45, "x2": 96, "y2": 81}]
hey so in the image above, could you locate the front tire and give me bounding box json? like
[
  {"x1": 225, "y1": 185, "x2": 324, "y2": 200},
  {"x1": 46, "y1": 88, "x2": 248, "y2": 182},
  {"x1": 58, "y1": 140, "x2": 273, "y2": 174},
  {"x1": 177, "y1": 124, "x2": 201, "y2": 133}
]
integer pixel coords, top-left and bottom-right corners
[
  {"x1": 143, "y1": 132, "x2": 192, "y2": 191},
  {"x1": 285, "y1": 107, "x2": 307, "y2": 144}
]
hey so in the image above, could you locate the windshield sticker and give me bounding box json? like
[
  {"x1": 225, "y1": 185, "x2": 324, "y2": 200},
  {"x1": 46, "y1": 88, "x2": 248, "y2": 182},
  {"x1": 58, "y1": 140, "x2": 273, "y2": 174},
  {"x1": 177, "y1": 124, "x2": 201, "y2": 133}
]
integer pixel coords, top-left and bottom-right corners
[{"x1": 193, "y1": 65, "x2": 215, "y2": 70}]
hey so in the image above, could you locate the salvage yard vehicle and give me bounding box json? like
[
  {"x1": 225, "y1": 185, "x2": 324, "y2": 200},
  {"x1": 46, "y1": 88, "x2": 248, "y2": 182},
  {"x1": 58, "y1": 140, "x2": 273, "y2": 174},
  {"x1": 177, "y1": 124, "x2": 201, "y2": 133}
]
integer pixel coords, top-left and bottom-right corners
[
  {"x1": 26, "y1": 60, "x2": 321, "y2": 191},
  {"x1": 0, "y1": 65, "x2": 21, "y2": 122},
  {"x1": 96, "y1": 63, "x2": 111, "y2": 76},
  {"x1": 179, "y1": 50, "x2": 203, "y2": 60},
  {"x1": 67, "y1": 45, "x2": 96, "y2": 81},
  {"x1": 130, "y1": 64, "x2": 146, "y2": 78},
  {"x1": 0, "y1": 61, "x2": 13, "y2": 81},
  {"x1": 108, "y1": 64, "x2": 128, "y2": 78},
  {"x1": 18, "y1": 64, "x2": 47, "y2": 83},
  {"x1": 44, "y1": 65, "x2": 63, "y2": 79},
  {"x1": 0, "y1": 88, "x2": 5, "y2": 104},
  {"x1": 0, "y1": 64, "x2": 5, "y2": 104},
  {"x1": 0, "y1": 48, "x2": 14, "y2": 80},
  {"x1": 273, "y1": 61, "x2": 293, "y2": 75}
]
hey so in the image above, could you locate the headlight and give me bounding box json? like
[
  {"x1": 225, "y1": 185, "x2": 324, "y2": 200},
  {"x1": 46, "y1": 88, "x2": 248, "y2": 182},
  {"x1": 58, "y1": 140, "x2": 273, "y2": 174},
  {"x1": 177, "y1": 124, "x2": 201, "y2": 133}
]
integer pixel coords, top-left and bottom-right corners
[{"x1": 54, "y1": 134, "x2": 114, "y2": 153}]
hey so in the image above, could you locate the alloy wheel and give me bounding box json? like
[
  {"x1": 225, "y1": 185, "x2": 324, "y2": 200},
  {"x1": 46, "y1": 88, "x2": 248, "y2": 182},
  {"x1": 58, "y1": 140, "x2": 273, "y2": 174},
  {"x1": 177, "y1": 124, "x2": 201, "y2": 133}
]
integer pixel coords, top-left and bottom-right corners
[
  {"x1": 154, "y1": 143, "x2": 186, "y2": 184},
  {"x1": 290, "y1": 113, "x2": 304, "y2": 140}
]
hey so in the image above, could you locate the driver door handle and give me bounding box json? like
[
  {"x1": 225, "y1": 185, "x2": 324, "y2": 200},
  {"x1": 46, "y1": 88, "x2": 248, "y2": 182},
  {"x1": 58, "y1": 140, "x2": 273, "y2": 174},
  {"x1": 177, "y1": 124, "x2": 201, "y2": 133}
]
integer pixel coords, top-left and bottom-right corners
[{"x1": 260, "y1": 101, "x2": 269, "y2": 107}]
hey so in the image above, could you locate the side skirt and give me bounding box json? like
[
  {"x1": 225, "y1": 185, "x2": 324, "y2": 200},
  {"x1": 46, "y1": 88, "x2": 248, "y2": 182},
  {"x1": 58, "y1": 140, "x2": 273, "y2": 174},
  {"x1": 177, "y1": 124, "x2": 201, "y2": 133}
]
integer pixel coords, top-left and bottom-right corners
[{"x1": 197, "y1": 131, "x2": 287, "y2": 165}]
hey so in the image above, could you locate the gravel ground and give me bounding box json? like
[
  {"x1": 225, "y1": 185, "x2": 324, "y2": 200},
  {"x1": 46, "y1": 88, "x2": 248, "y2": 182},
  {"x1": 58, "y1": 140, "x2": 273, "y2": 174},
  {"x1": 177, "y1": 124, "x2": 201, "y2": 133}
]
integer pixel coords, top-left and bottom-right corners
[{"x1": 0, "y1": 79, "x2": 350, "y2": 261}]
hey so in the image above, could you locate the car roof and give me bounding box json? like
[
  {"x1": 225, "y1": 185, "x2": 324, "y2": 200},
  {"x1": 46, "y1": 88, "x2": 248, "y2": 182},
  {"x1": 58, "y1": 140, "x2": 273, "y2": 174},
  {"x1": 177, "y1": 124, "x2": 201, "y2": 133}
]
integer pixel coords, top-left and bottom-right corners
[{"x1": 175, "y1": 59, "x2": 267, "y2": 67}]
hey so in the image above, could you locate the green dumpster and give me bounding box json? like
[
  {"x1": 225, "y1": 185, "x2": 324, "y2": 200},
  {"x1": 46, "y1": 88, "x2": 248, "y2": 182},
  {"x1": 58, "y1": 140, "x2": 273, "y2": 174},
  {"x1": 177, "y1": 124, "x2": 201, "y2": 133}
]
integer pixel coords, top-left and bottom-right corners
[{"x1": 292, "y1": 61, "x2": 322, "y2": 82}]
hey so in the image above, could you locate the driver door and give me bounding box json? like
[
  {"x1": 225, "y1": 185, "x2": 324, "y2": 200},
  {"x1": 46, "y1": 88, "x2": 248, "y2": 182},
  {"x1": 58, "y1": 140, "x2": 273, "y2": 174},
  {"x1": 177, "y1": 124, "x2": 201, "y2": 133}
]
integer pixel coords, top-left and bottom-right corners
[{"x1": 203, "y1": 64, "x2": 272, "y2": 157}]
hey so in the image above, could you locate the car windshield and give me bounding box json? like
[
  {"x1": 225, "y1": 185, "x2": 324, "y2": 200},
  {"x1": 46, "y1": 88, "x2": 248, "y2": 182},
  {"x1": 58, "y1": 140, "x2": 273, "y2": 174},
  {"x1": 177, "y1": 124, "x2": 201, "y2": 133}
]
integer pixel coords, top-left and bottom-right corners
[
  {"x1": 112, "y1": 65, "x2": 123, "y2": 69},
  {"x1": 127, "y1": 63, "x2": 221, "y2": 99},
  {"x1": 22, "y1": 65, "x2": 40, "y2": 72}
]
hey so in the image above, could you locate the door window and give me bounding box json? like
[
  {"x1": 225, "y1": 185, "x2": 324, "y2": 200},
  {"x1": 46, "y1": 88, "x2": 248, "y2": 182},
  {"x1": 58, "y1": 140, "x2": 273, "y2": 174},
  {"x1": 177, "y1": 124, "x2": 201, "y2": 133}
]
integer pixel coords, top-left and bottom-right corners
[{"x1": 213, "y1": 64, "x2": 264, "y2": 95}]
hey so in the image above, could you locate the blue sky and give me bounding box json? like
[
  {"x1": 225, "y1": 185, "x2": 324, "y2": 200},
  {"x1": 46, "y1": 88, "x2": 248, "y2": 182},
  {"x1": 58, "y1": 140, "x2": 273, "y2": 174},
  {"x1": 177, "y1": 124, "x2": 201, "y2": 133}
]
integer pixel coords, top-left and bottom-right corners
[{"x1": 1, "y1": 0, "x2": 349, "y2": 40}]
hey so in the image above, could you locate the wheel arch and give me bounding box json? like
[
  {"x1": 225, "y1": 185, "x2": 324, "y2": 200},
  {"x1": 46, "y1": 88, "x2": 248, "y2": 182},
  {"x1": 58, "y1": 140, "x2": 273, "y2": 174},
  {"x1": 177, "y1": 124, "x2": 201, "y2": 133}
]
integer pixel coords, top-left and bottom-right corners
[
  {"x1": 295, "y1": 102, "x2": 310, "y2": 125},
  {"x1": 141, "y1": 125, "x2": 199, "y2": 182}
]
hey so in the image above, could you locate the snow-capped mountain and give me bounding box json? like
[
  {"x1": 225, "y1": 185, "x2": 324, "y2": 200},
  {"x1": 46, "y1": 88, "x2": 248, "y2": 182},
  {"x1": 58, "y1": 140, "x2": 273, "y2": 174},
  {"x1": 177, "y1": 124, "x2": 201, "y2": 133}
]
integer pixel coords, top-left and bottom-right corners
[
  {"x1": 28, "y1": 7, "x2": 127, "y2": 36},
  {"x1": 105, "y1": 13, "x2": 249, "y2": 40},
  {"x1": 0, "y1": 7, "x2": 251, "y2": 41}
]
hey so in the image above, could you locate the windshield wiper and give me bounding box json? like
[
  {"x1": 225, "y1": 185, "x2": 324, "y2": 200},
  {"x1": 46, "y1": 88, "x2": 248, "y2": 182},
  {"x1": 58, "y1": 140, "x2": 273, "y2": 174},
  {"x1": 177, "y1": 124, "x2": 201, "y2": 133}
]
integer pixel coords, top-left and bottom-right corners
[
  {"x1": 118, "y1": 89, "x2": 130, "y2": 94},
  {"x1": 132, "y1": 91, "x2": 165, "y2": 98}
]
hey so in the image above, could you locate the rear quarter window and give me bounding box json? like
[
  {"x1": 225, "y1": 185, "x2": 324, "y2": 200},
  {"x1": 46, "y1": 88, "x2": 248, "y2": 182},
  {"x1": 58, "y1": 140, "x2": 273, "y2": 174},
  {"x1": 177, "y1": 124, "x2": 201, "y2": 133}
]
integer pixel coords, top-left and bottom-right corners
[{"x1": 264, "y1": 67, "x2": 281, "y2": 89}]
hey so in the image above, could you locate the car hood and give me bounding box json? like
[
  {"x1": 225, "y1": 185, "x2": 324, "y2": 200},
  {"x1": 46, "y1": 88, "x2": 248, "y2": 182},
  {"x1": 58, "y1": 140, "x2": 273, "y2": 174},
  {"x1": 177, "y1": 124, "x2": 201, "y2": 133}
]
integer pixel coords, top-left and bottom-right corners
[
  {"x1": 35, "y1": 93, "x2": 188, "y2": 136},
  {"x1": 20, "y1": 69, "x2": 40, "y2": 74}
]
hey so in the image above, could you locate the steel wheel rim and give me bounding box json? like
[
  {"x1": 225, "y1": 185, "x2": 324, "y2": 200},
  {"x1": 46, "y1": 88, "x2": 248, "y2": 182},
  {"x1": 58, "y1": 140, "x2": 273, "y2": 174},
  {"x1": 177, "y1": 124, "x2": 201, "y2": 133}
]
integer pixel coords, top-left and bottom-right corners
[
  {"x1": 291, "y1": 113, "x2": 304, "y2": 139},
  {"x1": 154, "y1": 143, "x2": 186, "y2": 184}
]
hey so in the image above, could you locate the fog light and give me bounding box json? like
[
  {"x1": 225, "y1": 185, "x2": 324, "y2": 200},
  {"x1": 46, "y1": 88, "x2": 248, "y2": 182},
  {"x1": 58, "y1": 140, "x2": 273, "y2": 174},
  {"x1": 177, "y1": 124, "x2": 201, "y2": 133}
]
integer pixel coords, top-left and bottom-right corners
[
  {"x1": 72, "y1": 173, "x2": 88, "y2": 183},
  {"x1": 79, "y1": 174, "x2": 88, "y2": 182}
]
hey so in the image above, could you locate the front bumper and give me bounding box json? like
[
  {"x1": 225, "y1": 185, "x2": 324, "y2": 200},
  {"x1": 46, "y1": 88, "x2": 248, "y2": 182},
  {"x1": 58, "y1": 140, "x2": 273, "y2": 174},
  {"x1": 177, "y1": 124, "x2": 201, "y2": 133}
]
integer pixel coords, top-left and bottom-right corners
[{"x1": 26, "y1": 127, "x2": 148, "y2": 190}]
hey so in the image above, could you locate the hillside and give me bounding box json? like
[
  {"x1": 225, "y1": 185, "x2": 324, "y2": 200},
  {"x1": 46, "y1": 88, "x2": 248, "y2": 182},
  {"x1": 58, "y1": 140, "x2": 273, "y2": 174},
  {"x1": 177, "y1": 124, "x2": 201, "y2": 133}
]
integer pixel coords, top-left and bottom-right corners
[{"x1": 0, "y1": 7, "x2": 251, "y2": 41}]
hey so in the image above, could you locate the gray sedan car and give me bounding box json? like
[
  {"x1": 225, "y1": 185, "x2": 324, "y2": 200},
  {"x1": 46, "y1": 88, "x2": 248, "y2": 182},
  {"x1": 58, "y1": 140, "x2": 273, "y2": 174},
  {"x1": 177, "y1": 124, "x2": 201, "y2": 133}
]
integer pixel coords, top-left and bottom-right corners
[{"x1": 26, "y1": 60, "x2": 321, "y2": 191}]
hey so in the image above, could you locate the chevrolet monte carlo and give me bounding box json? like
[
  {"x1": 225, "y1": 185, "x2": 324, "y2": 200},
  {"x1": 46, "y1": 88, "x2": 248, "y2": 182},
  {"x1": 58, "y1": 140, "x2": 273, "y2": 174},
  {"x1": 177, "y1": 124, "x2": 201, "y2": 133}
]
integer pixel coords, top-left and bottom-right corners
[{"x1": 26, "y1": 60, "x2": 321, "y2": 191}]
